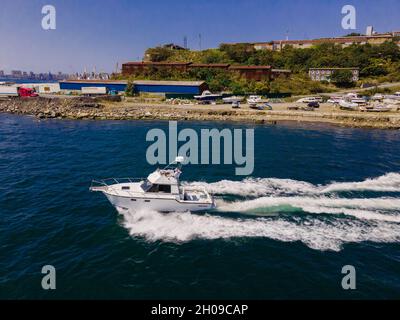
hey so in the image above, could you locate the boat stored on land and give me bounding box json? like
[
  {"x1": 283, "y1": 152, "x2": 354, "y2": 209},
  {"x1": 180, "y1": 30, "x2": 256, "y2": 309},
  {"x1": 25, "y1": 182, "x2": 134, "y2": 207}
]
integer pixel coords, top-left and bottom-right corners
[
  {"x1": 345, "y1": 93, "x2": 368, "y2": 105},
  {"x1": 296, "y1": 96, "x2": 323, "y2": 103},
  {"x1": 247, "y1": 95, "x2": 263, "y2": 105},
  {"x1": 222, "y1": 96, "x2": 244, "y2": 103},
  {"x1": 194, "y1": 90, "x2": 222, "y2": 103},
  {"x1": 339, "y1": 98, "x2": 359, "y2": 110},
  {"x1": 359, "y1": 104, "x2": 393, "y2": 112},
  {"x1": 327, "y1": 96, "x2": 342, "y2": 104},
  {"x1": 90, "y1": 157, "x2": 216, "y2": 213}
]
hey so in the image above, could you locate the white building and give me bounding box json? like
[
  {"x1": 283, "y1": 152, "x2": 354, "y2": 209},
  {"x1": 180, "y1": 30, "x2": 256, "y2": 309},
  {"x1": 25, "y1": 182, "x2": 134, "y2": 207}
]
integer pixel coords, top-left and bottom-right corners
[{"x1": 309, "y1": 68, "x2": 359, "y2": 82}]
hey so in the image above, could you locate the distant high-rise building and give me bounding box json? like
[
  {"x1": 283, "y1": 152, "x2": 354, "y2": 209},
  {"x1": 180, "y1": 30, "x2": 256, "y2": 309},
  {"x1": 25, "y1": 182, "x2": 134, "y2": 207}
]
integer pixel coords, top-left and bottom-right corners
[
  {"x1": 0, "y1": 70, "x2": 4, "y2": 77},
  {"x1": 11, "y1": 70, "x2": 22, "y2": 77},
  {"x1": 366, "y1": 26, "x2": 374, "y2": 36}
]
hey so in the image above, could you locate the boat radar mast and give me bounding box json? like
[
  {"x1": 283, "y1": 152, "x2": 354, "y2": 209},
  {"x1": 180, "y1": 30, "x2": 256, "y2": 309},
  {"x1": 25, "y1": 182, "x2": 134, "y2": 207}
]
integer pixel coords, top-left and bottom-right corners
[{"x1": 163, "y1": 156, "x2": 186, "y2": 170}]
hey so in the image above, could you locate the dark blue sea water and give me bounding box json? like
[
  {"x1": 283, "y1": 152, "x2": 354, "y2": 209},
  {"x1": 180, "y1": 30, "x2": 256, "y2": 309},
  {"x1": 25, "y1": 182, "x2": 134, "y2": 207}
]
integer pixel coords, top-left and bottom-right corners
[{"x1": 1, "y1": 113, "x2": 400, "y2": 299}]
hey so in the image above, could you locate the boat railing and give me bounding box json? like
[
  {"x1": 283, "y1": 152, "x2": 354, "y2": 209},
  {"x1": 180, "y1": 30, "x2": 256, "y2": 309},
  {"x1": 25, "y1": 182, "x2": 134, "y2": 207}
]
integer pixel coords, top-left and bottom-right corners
[
  {"x1": 90, "y1": 177, "x2": 145, "y2": 191},
  {"x1": 181, "y1": 186, "x2": 213, "y2": 201}
]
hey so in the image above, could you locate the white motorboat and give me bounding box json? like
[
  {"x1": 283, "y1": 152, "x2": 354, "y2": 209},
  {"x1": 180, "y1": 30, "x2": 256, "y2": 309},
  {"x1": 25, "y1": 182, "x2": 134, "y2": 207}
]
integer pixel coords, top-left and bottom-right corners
[
  {"x1": 296, "y1": 96, "x2": 323, "y2": 103},
  {"x1": 194, "y1": 90, "x2": 222, "y2": 103},
  {"x1": 339, "y1": 98, "x2": 359, "y2": 110},
  {"x1": 327, "y1": 96, "x2": 343, "y2": 104},
  {"x1": 345, "y1": 93, "x2": 367, "y2": 105},
  {"x1": 383, "y1": 98, "x2": 400, "y2": 105},
  {"x1": 371, "y1": 93, "x2": 384, "y2": 101},
  {"x1": 90, "y1": 157, "x2": 216, "y2": 213},
  {"x1": 222, "y1": 96, "x2": 244, "y2": 103},
  {"x1": 359, "y1": 103, "x2": 393, "y2": 112},
  {"x1": 246, "y1": 95, "x2": 263, "y2": 105},
  {"x1": 384, "y1": 93, "x2": 400, "y2": 101}
]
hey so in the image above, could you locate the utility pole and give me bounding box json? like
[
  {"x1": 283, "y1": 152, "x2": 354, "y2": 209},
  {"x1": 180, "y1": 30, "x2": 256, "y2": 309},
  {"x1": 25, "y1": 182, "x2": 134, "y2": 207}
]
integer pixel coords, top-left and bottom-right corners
[{"x1": 199, "y1": 33, "x2": 202, "y2": 51}]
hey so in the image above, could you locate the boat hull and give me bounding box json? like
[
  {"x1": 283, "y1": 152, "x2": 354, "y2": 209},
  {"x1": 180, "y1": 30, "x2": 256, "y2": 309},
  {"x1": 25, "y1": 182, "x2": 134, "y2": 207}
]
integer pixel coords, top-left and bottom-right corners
[{"x1": 104, "y1": 193, "x2": 215, "y2": 213}]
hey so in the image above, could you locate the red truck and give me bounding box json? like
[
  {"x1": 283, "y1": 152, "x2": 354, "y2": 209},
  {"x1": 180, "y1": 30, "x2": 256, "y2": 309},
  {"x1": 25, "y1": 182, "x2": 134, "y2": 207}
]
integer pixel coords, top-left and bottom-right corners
[
  {"x1": 18, "y1": 87, "x2": 39, "y2": 98},
  {"x1": 0, "y1": 86, "x2": 39, "y2": 98}
]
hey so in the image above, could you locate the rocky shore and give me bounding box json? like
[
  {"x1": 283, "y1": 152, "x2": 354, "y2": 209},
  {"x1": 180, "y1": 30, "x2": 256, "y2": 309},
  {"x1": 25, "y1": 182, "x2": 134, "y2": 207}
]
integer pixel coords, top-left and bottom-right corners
[{"x1": 1, "y1": 96, "x2": 400, "y2": 129}]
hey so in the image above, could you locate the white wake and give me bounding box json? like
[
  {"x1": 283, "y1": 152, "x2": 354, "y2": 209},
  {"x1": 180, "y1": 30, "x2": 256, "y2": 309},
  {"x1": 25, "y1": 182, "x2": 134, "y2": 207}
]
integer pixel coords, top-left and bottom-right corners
[
  {"x1": 120, "y1": 209, "x2": 400, "y2": 252},
  {"x1": 185, "y1": 172, "x2": 400, "y2": 197},
  {"x1": 120, "y1": 173, "x2": 400, "y2": 252},
  {"x1": 217, "y1": 196, "x2": 400, "y2": 222}
]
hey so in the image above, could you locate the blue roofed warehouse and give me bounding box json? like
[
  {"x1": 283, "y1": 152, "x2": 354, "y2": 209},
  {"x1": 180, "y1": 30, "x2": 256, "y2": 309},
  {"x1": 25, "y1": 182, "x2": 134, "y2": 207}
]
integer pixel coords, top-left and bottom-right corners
[{"x1": 59, "y1": 80, "x2": 207, "y2": 97}]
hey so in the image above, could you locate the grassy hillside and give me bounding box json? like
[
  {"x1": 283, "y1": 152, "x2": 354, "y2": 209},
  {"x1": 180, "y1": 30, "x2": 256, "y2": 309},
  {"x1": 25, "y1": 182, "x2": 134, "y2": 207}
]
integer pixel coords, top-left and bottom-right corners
[{"x1": 116, "y1": 41, "x2": 400, "y2": 95}]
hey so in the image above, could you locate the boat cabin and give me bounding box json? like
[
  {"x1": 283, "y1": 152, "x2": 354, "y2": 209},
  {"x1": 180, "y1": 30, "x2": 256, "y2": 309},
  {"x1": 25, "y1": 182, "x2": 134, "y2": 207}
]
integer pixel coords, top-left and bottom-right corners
[{"x1": 141, "y1": 169, "x2": 181, "y2": 195}]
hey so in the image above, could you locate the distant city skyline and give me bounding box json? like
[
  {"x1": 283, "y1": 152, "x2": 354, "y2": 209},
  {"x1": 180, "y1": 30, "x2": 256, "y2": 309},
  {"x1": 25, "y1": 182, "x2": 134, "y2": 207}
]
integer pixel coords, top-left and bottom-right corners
[{"x1": 1, "y1": 0, "x2": 400, "y2": 73}]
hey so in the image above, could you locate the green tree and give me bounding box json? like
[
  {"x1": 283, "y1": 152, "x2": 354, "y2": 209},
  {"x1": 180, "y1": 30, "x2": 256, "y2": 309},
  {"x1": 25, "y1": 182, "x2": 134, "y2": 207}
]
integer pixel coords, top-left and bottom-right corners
[
  {"x1": 145, "y1": 47, "x2": 174, "y2": 62},
  {"x1": 344, "y1": 33, "x2": 361, "y2": 37},
  {"x1": 219, "y1": 43, "x2": 256, "y2": 64},
  {"x1": 125, "y1": 81, "x2": 135, "y2": 96},
  {"x1": 254, "y1": 81, "x2": 270, "y2": 95},
  {"x1": 330, "y1": 70, "x2": 354, "y2": 87}
]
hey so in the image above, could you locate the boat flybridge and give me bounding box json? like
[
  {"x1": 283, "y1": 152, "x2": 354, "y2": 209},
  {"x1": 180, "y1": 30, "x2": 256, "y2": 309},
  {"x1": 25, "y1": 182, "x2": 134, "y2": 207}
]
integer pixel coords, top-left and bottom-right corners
[{"x1": 90, "y1": 157, "x2": 216, "y2": 213}]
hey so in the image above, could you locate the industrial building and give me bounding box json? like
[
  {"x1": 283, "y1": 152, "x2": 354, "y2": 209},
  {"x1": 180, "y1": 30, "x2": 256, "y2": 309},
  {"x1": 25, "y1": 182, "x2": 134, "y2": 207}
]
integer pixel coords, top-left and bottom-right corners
[
  {"x1": 60, "y1": 80, "x2": 127, "y2": 92},
  {"x1": 59, "y1": 80, "x2": 207, "y2": 96},
  {"x1": 228, "y1": 27, "x2": 400, "y2": 52},
  {"x1": 132, "y1": 80, "x2": 207, "y2": 95},
  {"x1": 122, "y1": 61, "x2": 290, "y2": 81}
]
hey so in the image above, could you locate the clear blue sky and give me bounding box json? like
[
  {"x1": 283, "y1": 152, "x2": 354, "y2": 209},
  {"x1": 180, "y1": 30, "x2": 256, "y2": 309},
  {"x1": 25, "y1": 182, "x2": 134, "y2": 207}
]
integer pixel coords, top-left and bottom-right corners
[{"x1": 1, "y1": 0, "x2": 399, "y2": 73}]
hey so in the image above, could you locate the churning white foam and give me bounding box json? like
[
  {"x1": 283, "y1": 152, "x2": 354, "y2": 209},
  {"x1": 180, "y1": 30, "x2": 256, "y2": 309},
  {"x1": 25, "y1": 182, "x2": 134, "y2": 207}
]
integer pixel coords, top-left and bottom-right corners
[
  {"x1": 184, "y1": 178, "x2": 316, "y2": 197},
  {"x1": 120, "y1": 209, "x2": 400, "y2": 252},
  {"x1": 120, "y1": 173, "x2": 400, "y2": 252},
  {"x1": 185, "y1": 172, "x2": 400, "y2": 197},
  {"x1": 217, "y1": 197, "x2": 400, "y2": 222},
  {"x1": 321, "y1": 173, "x2": 400, "y2": 193}
]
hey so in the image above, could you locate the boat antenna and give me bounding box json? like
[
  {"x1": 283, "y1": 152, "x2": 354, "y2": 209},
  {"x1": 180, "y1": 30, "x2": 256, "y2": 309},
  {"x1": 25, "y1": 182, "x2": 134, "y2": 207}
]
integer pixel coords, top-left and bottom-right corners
[{"x1": 164, "y1": 156, "x2": 185, "y2": 170}]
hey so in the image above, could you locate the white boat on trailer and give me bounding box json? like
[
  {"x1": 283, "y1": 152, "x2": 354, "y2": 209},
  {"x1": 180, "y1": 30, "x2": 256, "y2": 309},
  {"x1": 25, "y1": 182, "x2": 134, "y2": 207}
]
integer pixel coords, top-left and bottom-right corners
[
  {"x1": 194, "y1": 90, "x2": 222, "y2": 103},
  {"x1": 222, "y1": 96, "x2": 244, "y2": 103},
  {"x1": 247, "y1": 95, "x2": 263, "y2": 105},
  {"x1": 90, "y1": 157, "x2": 216, "y2": 213},
  {"x1": 339, "y1": 97, "x2": 359, "y2": 110},
  {"x1": 359, "y1": 103, "x2": 393, "y2": 112}
]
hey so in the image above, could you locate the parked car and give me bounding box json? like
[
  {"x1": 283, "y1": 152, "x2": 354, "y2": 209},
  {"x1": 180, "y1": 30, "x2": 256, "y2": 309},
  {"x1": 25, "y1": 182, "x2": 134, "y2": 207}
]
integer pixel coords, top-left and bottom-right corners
[{"x1": 232, "y1": 101, "x2": 240, "y2": 109}]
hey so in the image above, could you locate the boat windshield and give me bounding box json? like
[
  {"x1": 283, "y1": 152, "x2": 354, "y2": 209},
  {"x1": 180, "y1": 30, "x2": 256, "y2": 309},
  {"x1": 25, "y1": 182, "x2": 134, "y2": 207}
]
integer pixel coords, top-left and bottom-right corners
[
  {"x1": 140, "y1": 180, "x2": 172, "y2": 193},
  {"x1": 147, "y1": 184, "x2": 172, "y2": 193},
  {"x1": 140, "y1": 180, "x2": 152, "y2": 191}
]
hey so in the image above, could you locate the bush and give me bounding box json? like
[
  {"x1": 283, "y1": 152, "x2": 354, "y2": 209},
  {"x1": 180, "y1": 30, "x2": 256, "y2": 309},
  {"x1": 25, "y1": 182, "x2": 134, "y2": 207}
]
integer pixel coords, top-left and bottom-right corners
[
  {"x1": 125, "y1": 81, "x2": 135, "y2": 97},
  {"x1": 330, "y1": 70, "x2": 355, "y2": 87}
]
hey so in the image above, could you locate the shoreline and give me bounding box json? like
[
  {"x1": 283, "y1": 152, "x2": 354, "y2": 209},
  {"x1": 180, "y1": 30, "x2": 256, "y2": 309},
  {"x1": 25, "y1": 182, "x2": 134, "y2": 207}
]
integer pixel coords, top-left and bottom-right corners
[{"x1": 1, "y1": 96, "x2": 400, "y2": 129}]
